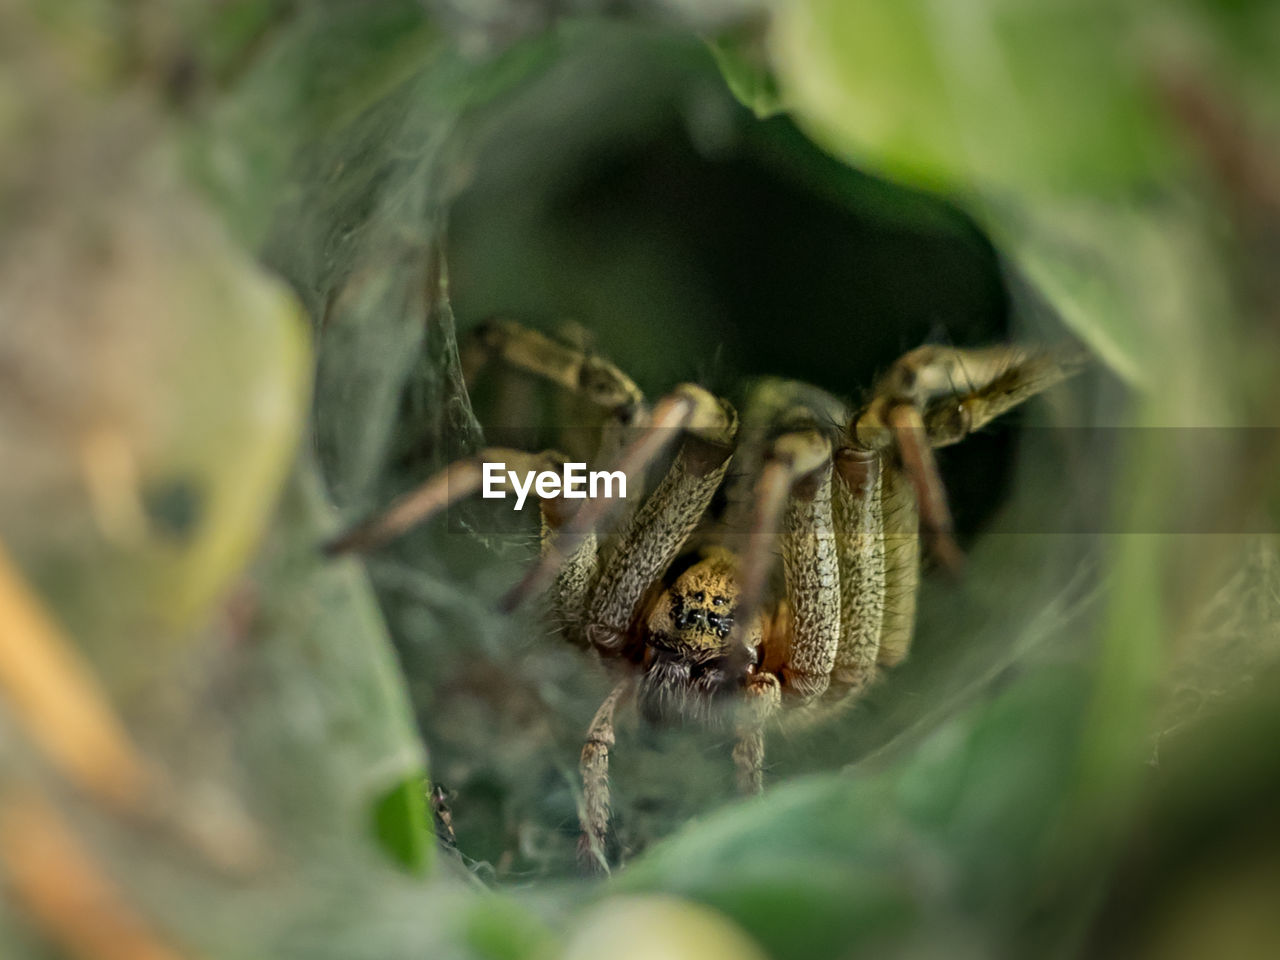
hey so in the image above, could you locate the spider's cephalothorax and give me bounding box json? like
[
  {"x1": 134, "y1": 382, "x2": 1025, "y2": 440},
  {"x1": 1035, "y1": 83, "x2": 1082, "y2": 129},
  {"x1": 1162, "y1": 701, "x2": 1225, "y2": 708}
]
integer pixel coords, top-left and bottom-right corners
[
  {"x1": 330, "y1": 319, "x2": 1085, "y2": 873},
  {"x1": 637, "y1": 549, "x2": 759, "y2": 726}
]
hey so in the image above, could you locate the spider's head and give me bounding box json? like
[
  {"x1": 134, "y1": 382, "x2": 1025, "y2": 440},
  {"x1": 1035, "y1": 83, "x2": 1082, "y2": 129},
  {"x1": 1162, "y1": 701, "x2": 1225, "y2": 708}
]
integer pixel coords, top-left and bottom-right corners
[
  {"x1": 650, "y1": 553, "x2": 738, "y2": 655},
  {"x1": 639, "y1": 550, "x2": 759, "y2": 724}
]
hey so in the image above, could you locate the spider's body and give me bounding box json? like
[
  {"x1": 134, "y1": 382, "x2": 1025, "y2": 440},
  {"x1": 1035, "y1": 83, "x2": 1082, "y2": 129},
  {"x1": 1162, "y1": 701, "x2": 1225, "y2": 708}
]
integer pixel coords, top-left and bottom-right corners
[
  {"x1": 330, "y1": 320, "x2": 1084, "y2": 872},
  {"x1": 633, "y1": 549, "x2": 755, "y2": 725}
]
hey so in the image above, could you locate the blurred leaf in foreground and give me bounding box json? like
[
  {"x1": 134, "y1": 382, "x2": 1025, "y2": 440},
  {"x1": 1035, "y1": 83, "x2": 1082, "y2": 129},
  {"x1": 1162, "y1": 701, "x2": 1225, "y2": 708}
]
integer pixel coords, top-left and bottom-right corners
[
  {"x1": 560, "y1": 895, "x2": 768, "y2": 960},
  {"x1": 0, "y1": 138, "x2": 310, "y2": 702},
  {"x1": 707, "y1": 22, "x2": 784, "y2": 120},
  {"x1": 618, "y1": 658, "x2": 1097, "y2": 958},
  {"x1": 769, "y1": 0, "x2": 1176, "y2": 195}
]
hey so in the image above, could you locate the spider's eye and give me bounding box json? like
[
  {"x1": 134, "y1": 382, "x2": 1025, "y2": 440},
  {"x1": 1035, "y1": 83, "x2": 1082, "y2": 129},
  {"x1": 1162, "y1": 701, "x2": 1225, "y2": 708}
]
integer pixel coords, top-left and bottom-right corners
[
  {"x1": 712, "y1": 595, "x2": 727, "y2": 607},
  {"x1": 692, "y1": 590, "x2": 705, "y2": 603}
]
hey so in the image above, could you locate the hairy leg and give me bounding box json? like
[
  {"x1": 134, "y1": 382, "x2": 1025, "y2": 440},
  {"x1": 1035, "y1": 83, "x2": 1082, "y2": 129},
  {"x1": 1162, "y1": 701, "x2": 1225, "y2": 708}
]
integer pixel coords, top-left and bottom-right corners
[
  {"x1": 324, "y1": 448, "x2": 568, "y2": 555},
  {"x1": 771, "y1": 344, "x2": 1083, "y2": 723},
  {"x1": 583, "y1": 386, "x2": 737, "y2": 652},
  {"x1": 733, "y1": 672, "x2": 782, "y2": 793},
  {"x1": 326, "y1": 322, "x2": 654, "y2": 556},
  {"x1": 506, "y1": 383, "x2": 737, "y2": 621},
  {"x1": 540, "y1": 503, "x2": 598, "y2": 647},
  {"x1": 579, "y1": 676, "x2": 633, "y2": 875},
  {"x1": 844, "y1": 342, "x2": 1085, "y2": 664},
  {"x1": 830, "y1": 449, "x2": 887, "y2": 689},
  {"x1": 853, "y1": 343, "x2": 1085, "y2": 571},
  {"x1": 724, "y1": 382, "x2": 847, "y2": 759},
  {"x1": 331, "y1": 318, "x2": 652, "y2": 577},
  {"x1": 460, "y1": 319, "x2": 645, "y2": 422},
  {"x1": 778, "y1": 451, "x2": 840, "y2": 705},
  {"x1": 875, "y1": 463, "x2": 920, "y2": 668},
  {"x1": 732, "y1": 402, "x2": 842, "y2": 646}
]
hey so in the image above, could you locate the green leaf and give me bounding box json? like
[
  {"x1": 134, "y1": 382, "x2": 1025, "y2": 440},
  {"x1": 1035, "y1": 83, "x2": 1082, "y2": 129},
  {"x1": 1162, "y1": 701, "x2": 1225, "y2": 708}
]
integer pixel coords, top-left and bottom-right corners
[
  {"x1": 707, "y1": 28, "x2": 783, "y2": 120},
  {"x1": 465, "y1": 897, "x2": 558, "y2": 960},
  {"x1": 770, "y1": 0, "x2": 1175, "y2": 194},
  {"x1": 372, "y1": 773, "x2": 432, "y2": 874}
]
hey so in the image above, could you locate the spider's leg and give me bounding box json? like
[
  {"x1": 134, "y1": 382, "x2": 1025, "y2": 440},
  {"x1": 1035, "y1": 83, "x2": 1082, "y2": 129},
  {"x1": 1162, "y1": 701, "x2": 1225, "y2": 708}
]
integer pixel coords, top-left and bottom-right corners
[
  {"x1": 853, "y1": 343, "x2": 1086, "y2": 573},
  {"x1": 571, "y1": 387, "x2": 734, "y2": 861},
  {"x1": 847, "y1": 343, "x2": 1086, "y2": 665},
  {"x1": 462, "y1": 319, "x2": 650, "y2": 484},
  {"x1": 874, "y1": 462, "x2": 920, "y2": 668},
  {"x1": 578, "y1": 676, "x2": 633, "y2": 875},
  {"x1": 733, "y1": 672, "x2": 781, "y2": 793},
  {"x1": 920, "y1": 344, "x2": 1087, "y2": 447},
  {"x1": 539, "y1": 498, "x2": 598, "y2": 647},
  {"x1": 732, "y1": 413, "x2": 842, "y2": 792},
  {"x1": 459, "y1": 319, "x2": 646, "y2": 422},
  {"x1": 887, "y1": 403, "x2": 965, "y2": 574},
  {"x1": 324, "y1": 448, "x2": 570, "y2": 555},
  {"x1": 829, "y1": 446, "x2": 914, "y2": 679},
  {"x1": 581, "y1": 386, "x2": 737, "y2": 653},
  {"x1": 733, "y1": 426, "x2": 835, "y2": 663},
  {"x1": 501, "y1": 385, "x2": 736, "y2": 620},
  {"x1": 829, "y1": 448, "x2": 887, "y2": 691},
  {"x1": 499, "y1": 392, "x2": 691, "y2": 612},
  {"x1": 776, "y1": 444, "x2": 842, "y2": 705},
  {"x1": 811, "y1": 446, "x2": 911, "y2": 707}
]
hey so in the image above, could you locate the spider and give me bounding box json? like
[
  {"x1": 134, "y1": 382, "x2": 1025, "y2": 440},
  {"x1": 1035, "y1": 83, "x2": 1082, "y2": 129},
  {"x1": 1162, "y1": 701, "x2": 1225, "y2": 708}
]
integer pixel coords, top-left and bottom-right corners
[{"x1": 329, "y1": 319, "x2": 1084, "y2": 872}]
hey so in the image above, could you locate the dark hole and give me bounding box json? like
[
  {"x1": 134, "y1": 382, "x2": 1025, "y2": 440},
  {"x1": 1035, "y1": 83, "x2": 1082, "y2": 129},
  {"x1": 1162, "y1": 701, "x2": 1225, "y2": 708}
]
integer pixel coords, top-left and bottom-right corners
[{"x1": 448, "y1": 36, "x2": 1018, "y2": 540}]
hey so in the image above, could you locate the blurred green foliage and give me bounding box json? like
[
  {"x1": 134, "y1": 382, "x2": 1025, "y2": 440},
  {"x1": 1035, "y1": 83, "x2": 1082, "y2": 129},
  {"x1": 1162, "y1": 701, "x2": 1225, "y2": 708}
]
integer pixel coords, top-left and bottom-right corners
[{"x1": 771, "y1": 0, "x2": 1176, "y2": 194}]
